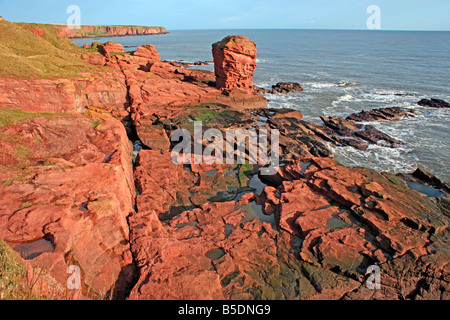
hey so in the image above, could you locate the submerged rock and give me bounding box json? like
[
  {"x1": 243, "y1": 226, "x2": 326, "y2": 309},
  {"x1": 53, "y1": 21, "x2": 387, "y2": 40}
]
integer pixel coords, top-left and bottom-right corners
[
  {"x1": 271, "y1": 82, "x2": 304, "y2": 94},
  {"x1": 418, "y1": 98, "x2": 450, "y2": 109},
  {"x1": 346, "y1": 106, "x2": 416, "y2": 122}
]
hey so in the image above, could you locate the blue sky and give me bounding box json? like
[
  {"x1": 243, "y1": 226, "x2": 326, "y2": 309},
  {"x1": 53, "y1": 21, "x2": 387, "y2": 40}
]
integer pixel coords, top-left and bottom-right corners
[{"x1": 1, "y1": 0, "x2": 449, "y2": 31}]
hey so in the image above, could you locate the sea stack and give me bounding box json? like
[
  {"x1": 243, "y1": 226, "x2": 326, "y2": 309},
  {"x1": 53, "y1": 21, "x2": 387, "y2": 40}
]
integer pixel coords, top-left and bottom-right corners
[{"x1": 212, "y1": 35, "x2": 257, "y2": 94}]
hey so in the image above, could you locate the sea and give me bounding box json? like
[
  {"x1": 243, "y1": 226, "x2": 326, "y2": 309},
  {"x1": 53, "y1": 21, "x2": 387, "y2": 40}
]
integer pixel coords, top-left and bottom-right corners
[{"x1": 73, "y1": 29, "x2": 450, "y2": 181}]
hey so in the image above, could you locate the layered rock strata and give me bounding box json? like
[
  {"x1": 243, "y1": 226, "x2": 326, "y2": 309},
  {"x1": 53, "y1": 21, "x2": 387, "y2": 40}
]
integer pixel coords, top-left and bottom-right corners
[
  {"x1": 212, "y1": 35, "x2": 257, "y2": 94},
  {"x1": 0, "y1": 112, "x2": 136, "y2": 299}
]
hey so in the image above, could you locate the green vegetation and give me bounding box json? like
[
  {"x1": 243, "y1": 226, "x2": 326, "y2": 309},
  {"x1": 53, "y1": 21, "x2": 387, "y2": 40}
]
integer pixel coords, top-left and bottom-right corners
[
  {"x1": 0, "y1": 239, "x2": 64, "y2": 299},
  {"x1": 213, "y1": 35, "x2": 254, "y2": 52},
  {"x1": 193, "y1": 111, "x2": 215, "y2": 122},
  {"x1": 0, "y1": 108, "x2": 55, "y2": 127},
  {"x1": 18, "y1": 202, "x2": 33, "y2": 210},
  {"x1": 0, "y1": 19, "x2": 102, "y2": 79},
  {"x1": 238, "y1": 162, "x2": 258, "y2": 187},
  {"x1": 213, "y1": 36, "x2": 238, "y2": 51},
  {"x1": 1, "y1": 171, "x2": 31, "y2": 187},
  {"x1": 0, "y1": 239, "x2": 28, "y2": 299},
  {"x1": 13, "y1": 145, "x2": 33, "y2": 159},
  {"x1": 189, "y1": 104, "x2": 245, "y2": 125},
  {"x1": 92, "y1": 120, "x2": 100, "y2": 128}
]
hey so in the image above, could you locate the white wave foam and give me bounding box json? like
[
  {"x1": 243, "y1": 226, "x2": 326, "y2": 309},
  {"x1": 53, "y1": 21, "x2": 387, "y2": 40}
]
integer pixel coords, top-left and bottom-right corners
[
  {"x1": 303, "y1": 80, "x2": 356, "y2": 90},
  {"x1": 330, "y1": 143, "x2": 418, "y2": 176},
  {"x1": 306, "y1": 82, "x2": 339, "y2": 89},
  {"x1": 337, "y1": 94, "x2": 354, "y2": 102}
]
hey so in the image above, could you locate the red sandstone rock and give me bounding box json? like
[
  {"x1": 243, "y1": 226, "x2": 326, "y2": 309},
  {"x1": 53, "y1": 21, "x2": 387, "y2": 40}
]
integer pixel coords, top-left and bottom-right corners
[
  {"x1": 0, "y1": 113, "x2": 135, "y2": 299},
  {"x1": 80, "y1": 53, "x2": 106, "y2": 66},
  {"x1": 27, "y1": 27, "x2": 44, "y2": 37},
  {"x1": 135, "y1": 121, "x2": 170, "y2": 151},
  {"x1": 212, "y1": 35, "x2": 257, "y2": 94},
  {"x1": 99, "y1": 41, "x2": 124, "y2": 58},
  {"x1": 133, "y1": 44, "x2": 161, "y2": 63},
  {"x1": 0, "y1": 72, "x2": 128, "y2": 113},
  {"x1": 0, "y1": 38, "x2": 266, "y2": 121}
]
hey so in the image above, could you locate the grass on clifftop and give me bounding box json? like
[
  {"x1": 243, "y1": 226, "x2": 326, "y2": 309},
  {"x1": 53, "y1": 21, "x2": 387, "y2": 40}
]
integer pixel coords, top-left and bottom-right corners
[
  {"x1": 0, "y1": 239, "x2": 28, "y2": 299},
  {"x1": 0, "y1": 108, "x2": 55, "y2": 126},
  {"x1": 0, "y1": 19, "x2": 102, "y2": 79}
]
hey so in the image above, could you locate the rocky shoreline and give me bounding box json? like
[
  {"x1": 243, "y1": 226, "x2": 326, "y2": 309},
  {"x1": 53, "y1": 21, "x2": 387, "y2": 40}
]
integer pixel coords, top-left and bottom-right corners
[{"x1": 0, "y1": 19, "x2": 449, "y2": 300}]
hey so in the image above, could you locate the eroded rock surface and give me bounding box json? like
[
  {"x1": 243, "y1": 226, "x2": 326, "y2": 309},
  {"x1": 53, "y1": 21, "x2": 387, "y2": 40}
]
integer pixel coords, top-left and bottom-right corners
[
  {"x1": 127, "y1": 150, "x2": 449, "y2": 300},
  {"x1": 0, "y1": 111, "x2": 136, "y2": 299}
]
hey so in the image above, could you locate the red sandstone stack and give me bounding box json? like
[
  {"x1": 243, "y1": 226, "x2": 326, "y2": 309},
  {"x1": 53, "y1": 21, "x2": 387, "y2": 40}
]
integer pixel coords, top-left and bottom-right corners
[{"x1": 212, "y1": 35, "x2": 257, "y2": 94}]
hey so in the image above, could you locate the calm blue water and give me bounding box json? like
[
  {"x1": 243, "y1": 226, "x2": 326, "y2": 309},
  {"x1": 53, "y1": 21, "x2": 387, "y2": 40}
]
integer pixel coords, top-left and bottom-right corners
[{"x1": 73, "y1": 30, "x2": 450, "y2": 181}]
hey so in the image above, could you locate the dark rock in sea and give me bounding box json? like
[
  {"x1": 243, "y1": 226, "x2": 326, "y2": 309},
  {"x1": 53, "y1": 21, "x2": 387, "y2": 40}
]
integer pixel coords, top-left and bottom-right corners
[
  {"x1": 417, "y1": 98, "x2": 450, "y2": 109},
  {"x1": 320, "y1": 116, "x2": 363, "y2": 136},
  {"x1": 193, "y1": 61, "x2": 209, "y2": 66},
  {"x1": 412, "y1": 167, "x2": 447, "y2": 191},
  {"x1": 271, "y1": 82, "x2": 304, "y2": 94},
  {"x1": 346, "y1": 107, "x2": 416, "y2": 122},
  {"x1": 338, "y1": 137, "x2": 369, "y2": 151},
  {"x1": 320, "y1": 115, "x2": 402, "y2": 149},
  {"x1": 254, "y1": 86, "x2": 271, "y2": 94},
  {"x1": 354, "y1": 125, "x2": 402, "y2": 148},
  {"x1": 165, "y1": 60, "x2": 191, "y2": 67}
]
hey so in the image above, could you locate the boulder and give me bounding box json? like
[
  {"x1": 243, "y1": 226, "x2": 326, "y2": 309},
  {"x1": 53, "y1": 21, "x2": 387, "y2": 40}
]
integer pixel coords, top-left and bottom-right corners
[
  {"x1": 417, "y1": 98, "x2": 450, "y2": 109},
  {"x1": 271, "y1": 82, "x2": 304, "y2": 94},
  {"x1": 133, "y1": 44, "x2": 161, "y2": 63},
  {"x1": 254, "y1": 86, "x2": 271, "y2": 94},
  {"x1": 99, "y1": 41, "x2": 124, "y2": 58},
  {"x1": 80, "y1": 53, "x2": 106, "y2": 66}
]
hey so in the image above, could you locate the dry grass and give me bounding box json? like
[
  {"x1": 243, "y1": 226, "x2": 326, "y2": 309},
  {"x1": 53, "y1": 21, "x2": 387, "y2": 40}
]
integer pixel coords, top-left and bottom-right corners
[
  {"x1": 0, "y1": 20, "x2": 103, "y2": 79},
  {"x1": 0, "y1": 239, "x2": 66, "y2": 300}
]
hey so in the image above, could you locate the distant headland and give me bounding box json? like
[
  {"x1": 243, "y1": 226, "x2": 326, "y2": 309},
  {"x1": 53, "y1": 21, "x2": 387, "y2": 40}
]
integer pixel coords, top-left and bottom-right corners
[{"x1": 36, "y1": 23, "x2": 168, "y2": 39}]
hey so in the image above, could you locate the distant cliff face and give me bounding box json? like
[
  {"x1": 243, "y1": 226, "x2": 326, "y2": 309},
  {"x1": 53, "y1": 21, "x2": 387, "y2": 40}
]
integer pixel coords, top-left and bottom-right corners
[{"x1": 56, "y1": 24, "x2": 168, "y2": 38}]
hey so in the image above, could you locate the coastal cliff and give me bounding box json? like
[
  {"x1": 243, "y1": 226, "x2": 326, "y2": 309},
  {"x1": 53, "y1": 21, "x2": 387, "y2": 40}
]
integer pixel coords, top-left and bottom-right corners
[
  {"x1": 54, "y1": 24, "x2": 168, "y2": 38},
  {"x1": 0, "y1": 20, "x2": 449, "y2": 300}
]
